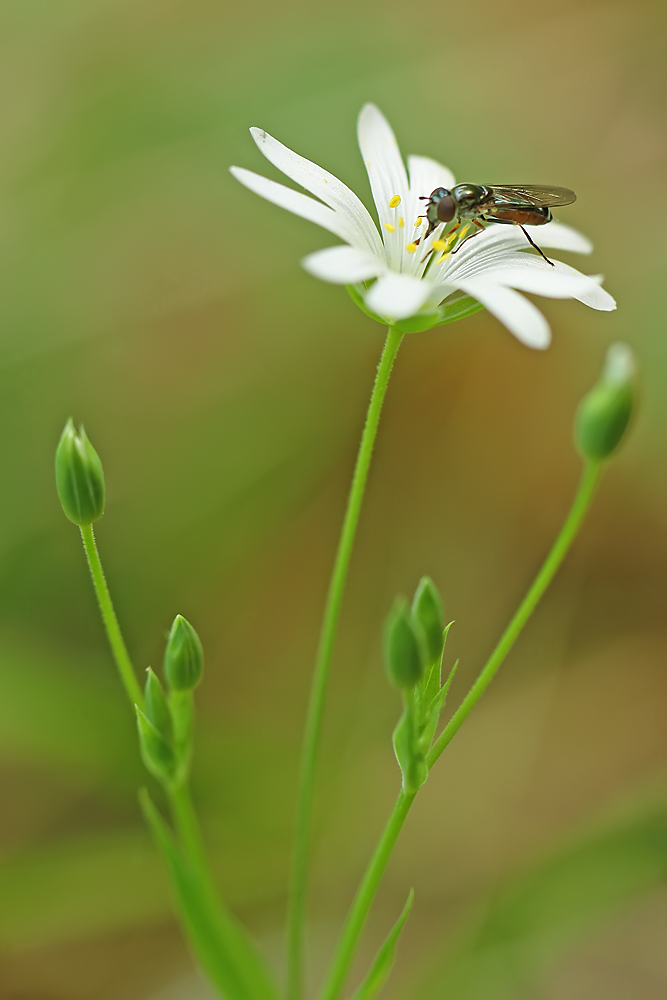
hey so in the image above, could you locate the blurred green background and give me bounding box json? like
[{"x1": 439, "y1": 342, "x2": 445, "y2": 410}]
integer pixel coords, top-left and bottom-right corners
[{"x1": 1, "y1": 0, "x2": 666, "y2": 997}]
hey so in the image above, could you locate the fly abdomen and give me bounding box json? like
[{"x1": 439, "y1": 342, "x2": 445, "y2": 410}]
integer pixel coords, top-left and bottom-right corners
[{"x1": 487, "y1": 206, "x2": 552, "y2": 226}]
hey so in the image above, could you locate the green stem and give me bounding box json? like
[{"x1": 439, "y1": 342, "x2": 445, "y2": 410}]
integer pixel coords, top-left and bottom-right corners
[
  {"x1": 286, "y1": 326, "x2": 405, "y2": 1000},
  {"x1": 80, "y1": 523, "x2": 143, "y2": 709},
  {"x1": 168, "y1": 779, "x2": 210, "y2": 882},
  {"x1": 318, "y1": 458, "x2": 603, "y2": 1000},
  {"x1": 319, "y1": 792, "x2": 414, "y2": 1000},
  {"x1": 426, "y1": 459, "x2": 602, "y2": 769}
]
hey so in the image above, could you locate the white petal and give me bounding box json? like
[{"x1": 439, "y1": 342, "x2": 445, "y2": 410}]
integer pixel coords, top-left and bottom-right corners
[
  {"x1": 302, "y1": 246, "x2": 386, "y2": 284},
  {"x1": 230, "y1": 166, "x2": 352, "y2": 243},
  {"x1": 365, "y1": 272, "x2": 432, "y2": 321},
  {"x1": 407, "y1": 155, "x2": 455, "y2": 196},
  {"x1": 357, "y1": 104, "x2": 409, "y2": 233},
  {"x1": 453, "y1": 277, "x2": 551, "y2": 349},
  {"x1": 537, "y1": 222, "x2": 593, "y2": 254},
  {"x1": 472, "y1": 257, "x2": 616, "y2": 309},
  {"x1": 438, "y1": 221, "x2": 593, "y2": 282},
  {"x1": 249, "y1": 128, "x2": 383, "y2": 257}
]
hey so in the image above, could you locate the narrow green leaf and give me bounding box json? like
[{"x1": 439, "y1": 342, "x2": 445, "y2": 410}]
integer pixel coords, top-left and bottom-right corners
[
  {"x1": 351, "y1": 889, "x2": 415, "y2": 1000},
  {"x1": 139, "y1": 789, "x2": 277, "y2": 1000},
  {"x1": 421, "y1": 620, "x2": 454, "y2": 707},
  {"x1": 421, "y1": 656, "x2": 458, "y2": 753}
]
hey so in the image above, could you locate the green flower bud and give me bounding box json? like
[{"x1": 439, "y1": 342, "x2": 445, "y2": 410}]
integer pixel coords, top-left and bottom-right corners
[
  {"x1": 144, "y1": 668, "x2": 173, "y2": 744},
  {"x1": 136, "y1": 706, "x2": 175, "y2": 783},
  {"x1": 384, "y1": 599, "x2": 424, "y2": 691},
  {"x1": 575, "y1": 344, "x2": 637, "y2": 461},
  {"x1": 163, "y1": 615, "x2": 203, "y2": 691},
  {"x1": 411, "y1": 577, "x2": 445, "y2": 664},
  {"x1": 55, "y1": 418, "x2": 105, "y2": 526}
]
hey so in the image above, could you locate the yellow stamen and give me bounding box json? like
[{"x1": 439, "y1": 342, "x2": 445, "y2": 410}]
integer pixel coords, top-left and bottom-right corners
[
  {"x1": 389, "y1": 195, "x2": 401, "y2": 208},
  {"x1": 457, "y1": 224, "x2": 470, "y2": 241},
  {"x1": 431, "y1": 239, "x2": 448, "y2": 251},
  {"x1": 436, "y1": 252, "x2": 451, "y2": 264},
  {"x1": 398, "y1": 216, "x2": 404, "y2": 228},
  {"x1": 384, "y1": 223, "x2": 396, "y2": 233},
  {"x1": 414, "y1": 218, "x2": 422, "y2": 228},
  {"x1": 406, "y1": 242, "x2": 418, "y2": 253}
]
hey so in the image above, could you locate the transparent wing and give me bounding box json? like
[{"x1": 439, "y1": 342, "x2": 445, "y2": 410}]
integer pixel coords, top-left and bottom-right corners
[{"x1": 487, "y1": 185, "x2": 576, "y2": 207}]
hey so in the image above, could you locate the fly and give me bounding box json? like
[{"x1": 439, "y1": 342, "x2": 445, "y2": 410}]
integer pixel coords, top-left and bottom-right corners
[{"x1": 420, "y1": 184, "x2": 576, "y2": 265}]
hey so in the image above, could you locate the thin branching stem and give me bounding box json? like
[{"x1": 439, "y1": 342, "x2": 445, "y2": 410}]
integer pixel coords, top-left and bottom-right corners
[
  {"x1": 318, "y1": 460, "x2": 603, "y2": 1000},
  {"x1": 287, "y1": 326, "x2": 405, "y2": 1000}
]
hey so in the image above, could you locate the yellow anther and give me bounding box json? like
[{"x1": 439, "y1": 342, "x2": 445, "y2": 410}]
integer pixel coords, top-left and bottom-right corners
[
  {"x1": 457, "y1": 224, "x2": 470, "y2": 241},
  {"x1": 384, "y1": 223, "x2": 396, "y2": 233},
  {"x1": 414, "y1": 218, "x2": 422, "y2": 228},
  {"x1": 436, "y1": 252, "x2": 451, "y2": 264},
  {"x1": 406, "y1": 242, "x2": 418, "y2": 253},
  {"x1": 398, "y1": 216, "x2": 404, "y2": 228},
  {"x1": 431, "y1": 239, "x2": 448, "y2": 251},
  {"x1": 389, "y1": 195, "x2": 401, "y2": 208}
]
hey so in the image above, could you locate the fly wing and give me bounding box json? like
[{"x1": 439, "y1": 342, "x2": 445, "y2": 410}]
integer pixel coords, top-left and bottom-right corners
[{"x1": 487, "y1": 185, "x2": 576, "y2": 207}]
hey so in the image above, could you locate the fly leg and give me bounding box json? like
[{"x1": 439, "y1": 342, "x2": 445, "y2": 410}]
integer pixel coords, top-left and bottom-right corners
[
  {"x1": 419, "y1": 218, "x2": 461, "y2": 261},
  {"x1": 450, "y1": 218, "x2": 485, "y2": 255},
  {"x1": 519, "y1": 224, "x2": 554, "y2": 266}
]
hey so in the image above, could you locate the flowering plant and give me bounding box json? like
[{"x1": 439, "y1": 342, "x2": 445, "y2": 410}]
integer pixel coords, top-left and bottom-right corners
[{"x1": 56, "y1": 105, "x2": 634, "y2": 1000}]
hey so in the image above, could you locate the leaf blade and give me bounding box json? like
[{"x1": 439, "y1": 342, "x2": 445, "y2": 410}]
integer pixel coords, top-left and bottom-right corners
[
  {"x1": 351, "y1": 889, "x2": 415, "y2": 1000},
  {"x1": 139, "y1": 788, "x2": 277, "y2": 1000}
]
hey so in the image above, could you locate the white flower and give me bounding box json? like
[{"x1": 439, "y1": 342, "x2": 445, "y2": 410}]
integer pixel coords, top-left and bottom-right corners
[{"x1": 230, "y1": 104, "x2": 615, "y2": 348}]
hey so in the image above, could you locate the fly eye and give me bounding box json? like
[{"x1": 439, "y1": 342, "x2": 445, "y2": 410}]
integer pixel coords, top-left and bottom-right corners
[{"x1": 436, "y1": 195, "x2": 456, "y2": 223}]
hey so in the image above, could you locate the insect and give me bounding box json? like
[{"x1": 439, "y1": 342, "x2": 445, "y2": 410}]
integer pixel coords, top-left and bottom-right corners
[{"x1": 420, "y1": 184, "x2": 576, "y2": 265}]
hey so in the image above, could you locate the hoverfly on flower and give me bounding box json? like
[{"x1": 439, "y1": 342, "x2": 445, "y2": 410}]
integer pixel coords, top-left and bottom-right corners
[{"x1": 421, "y1": 184, "x2": 577, "y2": 264}]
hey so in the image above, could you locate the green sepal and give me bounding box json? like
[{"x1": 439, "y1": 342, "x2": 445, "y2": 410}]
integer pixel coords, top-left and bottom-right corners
[
  {"x1": 575, "y1": 343, "x2": 636, "y2": 461},
  {"x1": 138, "y1": 789, "x2": 279, "y2": 1000},
  {"x1": 393, "y1": 692, "x2": 428, "y2": 795},
  {"x1": 384, "y1": 599, "x2": 425, "y2": 691},
  {"x1": 55, "y1": 418, "x2": 105, "y2": 526},
  {"x1": 350, "y1": 889, "x2": 415, "y2": 1000},
  {"x1": 144, "y1": 668, "x2": 173, "y2": 745},
  {"x1": 164, "y1": 615, "x2": 203, "y2": 692},
  {"x1": 412, "y1": 577, "x2": 445, "y2": 666},
  {"x1": 346, "y1": 284, "x2": 484, "y2": 335},
  {"x1": 419, "y1": 620, "x2": 454, "y2": 716},
  {"x1": 136, "y1": 706, "x2": 176, "y2": 784}
]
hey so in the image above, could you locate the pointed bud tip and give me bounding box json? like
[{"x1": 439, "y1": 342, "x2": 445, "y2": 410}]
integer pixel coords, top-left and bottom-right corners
[
  {"x1": 55, "y1": 418, "x2": 105, "y2": 526},
  {"x1": 163, "y1": 614, "x2": 203, "y2": 691}
]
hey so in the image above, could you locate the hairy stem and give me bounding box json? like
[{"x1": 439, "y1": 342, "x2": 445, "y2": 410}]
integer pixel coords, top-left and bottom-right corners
[
  {"x1": 286, "y1": 326, "x2": 405, "y2": 1000},
  {"x1": 80, "y1": 523, "x2": 143, "y2": 708}
]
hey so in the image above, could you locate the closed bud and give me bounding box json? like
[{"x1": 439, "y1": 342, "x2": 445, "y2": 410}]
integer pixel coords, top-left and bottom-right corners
[
  {"x1": 144, "y1": 668, "x2": 173, "y2": 744},
  {"x1": 136, "y1": 707, "x2": 175, "y2": 783},
  {"x1": 411, "y1": 577, "x2": 444, "y2": 664},
  {"x1": 163, "y1": 615, "x2": 203, "y2": 691},
  {"x1": 384, "y1": 599, "x2": 424, "y2": 691},
  {"x1": 575, "y1": 343, "x2": 637, "y2": 461},
  {"x1": 55, "y1": 419, "x2": 105, "y2": 526}
]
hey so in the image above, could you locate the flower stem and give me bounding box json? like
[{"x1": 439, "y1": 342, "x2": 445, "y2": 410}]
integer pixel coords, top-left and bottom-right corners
[
  {"x1": 79, "y1": 523, "x2": 144, "y2": 709},
  {"x1": 286, "y1": 326, "x2": 405, "y2": 1000},
  {"x1": 319, "y1": 792, "x2": 415, "y2": 1000},
  {"x1": 168, "y1": 779, "x2": 211, "y2": 882},
  {"x1": 318, "y1": 459, "x2": 603, "y2": 1000}
]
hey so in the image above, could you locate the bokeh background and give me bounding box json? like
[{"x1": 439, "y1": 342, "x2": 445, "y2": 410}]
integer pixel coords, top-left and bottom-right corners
[{"x1": 1, "y1": 0, "x2": 666, "y2": 997}]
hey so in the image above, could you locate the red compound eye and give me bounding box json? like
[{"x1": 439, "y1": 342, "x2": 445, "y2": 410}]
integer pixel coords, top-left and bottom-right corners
[{"x1": 437, "y1": 195, "x2": 456, "y2": 223}]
